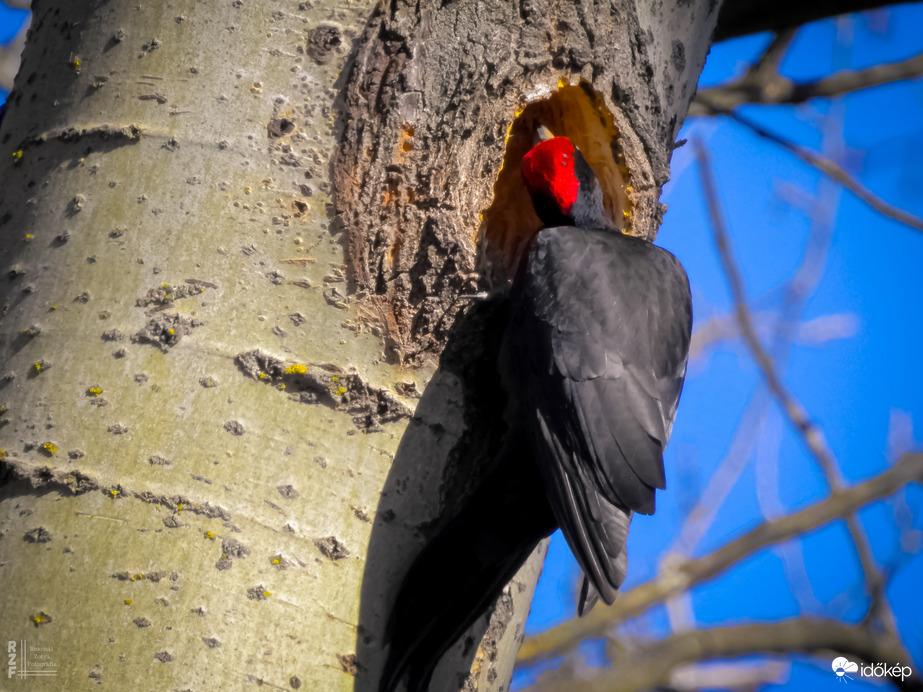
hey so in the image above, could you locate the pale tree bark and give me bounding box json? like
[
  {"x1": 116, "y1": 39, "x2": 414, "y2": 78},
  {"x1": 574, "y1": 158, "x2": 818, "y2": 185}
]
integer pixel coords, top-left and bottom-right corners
[{"x1": 0, "y1": 2, "x2": 716, "y2": 691}]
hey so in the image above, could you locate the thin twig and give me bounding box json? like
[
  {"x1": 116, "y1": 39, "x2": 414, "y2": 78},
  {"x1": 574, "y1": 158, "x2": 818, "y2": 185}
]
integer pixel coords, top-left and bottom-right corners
[
  {"x1": 529, "y1": 618, "x2": 920, "y2": 692},
  {"x1": 692, "y1": 51, "x2": 923, "y2": 114},
  {"x1": 695, "y1": 139, "x2": 841, "y2": 481},
  {"x1": 720, "y1": 111, "x2": 923, "y2": 233},
  {"x1": 516, "y1": 454, "x2": 923, "y2": 666},
  {"x1": 669, "y1": 389, "x2": 770, "y2": 556},
  {"x1": 690, "y1": 312, "x2": 856, "y2": 360},
  {"x1": 751, "y1": 29, "x2": 798, "y2": 76},
  {"x1": 695, "y1": 139, "x2": 899, "y2": 636}
]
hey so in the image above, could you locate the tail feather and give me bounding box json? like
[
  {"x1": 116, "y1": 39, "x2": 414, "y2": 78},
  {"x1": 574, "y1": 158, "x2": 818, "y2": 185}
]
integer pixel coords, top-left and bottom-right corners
[
  {"x1": 380, "y1": 459, "x2": 555, "y2": 692},
  {"x1": 577, "y1": 577, "x2": 599, "y2": 617}
]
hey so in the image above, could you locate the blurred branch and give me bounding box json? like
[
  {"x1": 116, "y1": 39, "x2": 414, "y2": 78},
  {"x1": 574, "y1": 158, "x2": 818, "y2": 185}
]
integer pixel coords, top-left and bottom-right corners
[
  {"x1": 750, "y1": 29, "x2": 798, "y2": 75},
  {"x1": 531, "y1": 618, "x2": 920, "y2": 692},
  {"x1": 669, "y1": 661, "x2": 790, "y2": 691},
  {"x1": 715, "y1": 0, "x2": 919, "y2": 42},
  {"x1": 696, "y1": 139, "x2": 900, "y2": 635},
  {"x1": 717, "y1": 111, "x2": 923, "y2": 233},
  {"x1": 681, "y1": 115, "x2": 843, "y2": 565},
  {"x1": 754, "y1": 411, "x2": 826, "y2": 614},
  {"x1": 690, "y1": 312, "x2": 857, "y2": 360},
  {"x1": 669, "y1": 389, "x2": 768, "y2": 556},
  {"x1": 695, "y1": 139, "x2": 841, "y2": 481},
  {"x1": 517, "y1": 453, "x2": 923, "y2": 666},
  {"x1": 0, "y1": 21, "x2": 28, "y2": 93},
  {"x1": 691, "y1": 51, "x2": 923, "y2": 115}
]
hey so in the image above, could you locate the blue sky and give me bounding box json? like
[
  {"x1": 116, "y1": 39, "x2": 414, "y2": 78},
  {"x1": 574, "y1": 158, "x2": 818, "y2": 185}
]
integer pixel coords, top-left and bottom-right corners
[
  {"x1": 520, "y1": 5, "x2": 923, "y2": 691},
  {"x1": 2, "y1": 4, "x2": 921, "y2": 690}
]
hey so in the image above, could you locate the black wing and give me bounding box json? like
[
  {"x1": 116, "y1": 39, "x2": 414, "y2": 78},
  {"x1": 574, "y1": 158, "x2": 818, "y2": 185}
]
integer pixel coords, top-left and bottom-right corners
[{"x1": 505, "y1": 227, "x2": 692, "y2": 606}]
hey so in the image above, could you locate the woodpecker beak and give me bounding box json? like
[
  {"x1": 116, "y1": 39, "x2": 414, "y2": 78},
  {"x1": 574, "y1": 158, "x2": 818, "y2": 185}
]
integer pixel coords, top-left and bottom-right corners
[{"x1": 533, "y1": 125, "x2": 555, "y2": 145}]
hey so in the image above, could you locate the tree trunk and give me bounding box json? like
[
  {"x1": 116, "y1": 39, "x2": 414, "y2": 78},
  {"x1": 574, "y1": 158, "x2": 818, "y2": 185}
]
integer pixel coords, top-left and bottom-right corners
[{"x1": 0, "y1": 1, "x2": 718, "y2": 690}]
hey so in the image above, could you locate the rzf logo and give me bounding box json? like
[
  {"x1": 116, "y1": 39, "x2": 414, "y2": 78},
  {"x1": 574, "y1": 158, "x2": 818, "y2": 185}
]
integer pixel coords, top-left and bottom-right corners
[{"x1": 7, "y1": 641, "x2": 16, "y2": 679}]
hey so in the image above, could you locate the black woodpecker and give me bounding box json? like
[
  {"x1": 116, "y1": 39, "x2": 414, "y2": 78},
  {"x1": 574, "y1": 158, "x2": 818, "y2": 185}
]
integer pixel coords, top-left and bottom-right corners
[{"x1": 379, "y1": 127, "x2": 693, "y2": 692}]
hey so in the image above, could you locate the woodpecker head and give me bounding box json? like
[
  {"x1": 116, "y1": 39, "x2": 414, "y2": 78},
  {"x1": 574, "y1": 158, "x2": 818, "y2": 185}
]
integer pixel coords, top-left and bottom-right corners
[{"x1": 521, "y1": 126, "x2": 612, "y2": 231}]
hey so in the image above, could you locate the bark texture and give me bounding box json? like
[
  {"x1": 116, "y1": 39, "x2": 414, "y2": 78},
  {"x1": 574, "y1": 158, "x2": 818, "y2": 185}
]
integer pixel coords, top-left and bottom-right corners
[
  {"x1": 0, "y1": 1, "x2": 406, "y2": 689},
  {"x1": 334, "y1": 0, "x2": 719, "y2": 359}
]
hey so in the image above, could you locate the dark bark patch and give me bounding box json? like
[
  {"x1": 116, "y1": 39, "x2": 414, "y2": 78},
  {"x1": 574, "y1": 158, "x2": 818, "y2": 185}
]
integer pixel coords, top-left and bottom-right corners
[
  {"x1": 111, "y1": 570, "x2": 177, "y2": 582},
  {"x1": 132, "y1": 312, "x2": 201, "y2": 350},
  {"x1": 31, "y1": 611, "x2": 52, "y2": 627},
  {"x1": 268, "y1": 118, "x2": 296, "y2": 138},
  {"x1": 0, "y1": 463, "x2": 224, "y2": 515},
  {"x1": 221, "y1": 537, "x2": 251, "y2": 559},
  {"x1": 313, "y1": 535, "x2": 349, "y2": 561},
  {"x1": 336, "y1": 653, "x2": 358, "y2": 675},
  {"x1": 136, "y1": 281, "x2": 210, "y2": 307},
  {"x1": 24, "y1": 527, "x2": 52, "y2": 543},
  {"x1": 13, "y1": 124, "x2": 141, "y2": 157},
  {"x1": 223, "y1": 420, "x2": 245, "y2": 436},
  {"x1": 233, "y1": 350, "x2": 411, "y2": 431},
  {"x1": 247, "y1": 585, "x2": 270, "y2": 600},
  {"x1": 277, "y1": 484, "x2": 299, "y2": 499},
  {"x1": 672, "y1": 39, "x2": 686, "y2": 74},
  {"x1": 163, "y1": 515, "x2": 186, "y2": 529},
  {"x1": 306, "y1": 24, "x2": 343, "y2": 65}
]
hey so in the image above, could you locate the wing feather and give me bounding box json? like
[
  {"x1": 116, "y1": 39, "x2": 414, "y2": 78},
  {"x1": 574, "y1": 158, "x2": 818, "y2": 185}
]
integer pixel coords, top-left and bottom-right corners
[{"x1": 506, "y1": 226, "x2": 692, "y2": 607}]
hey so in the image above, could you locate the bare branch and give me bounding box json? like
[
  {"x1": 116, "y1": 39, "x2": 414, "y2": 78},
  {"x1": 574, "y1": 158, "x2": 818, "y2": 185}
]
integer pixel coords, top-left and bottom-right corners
[
  {"x1": 692, "y1": 51, "x2": 923, "y2": 115},
  {"x1": 669, "y1": 661, "x2": 789, "y2": 691},
  {"x1": 715, "y1": 0, "x2": 919, "y2": 42},
  {"x1": 531, "y1": 619, "x2": 920, "y2": 692},
  {"x1": 517, "y1": 453, "x2": 923, "y2": 666},
  {"x1": 696, "y1": 139, "x2": 900, "y2": 635},
  {"x1": 750, "y1": 30, "x2": 798, "y2": 76},
  {"x1": 669, "y1": 389, "x2": 769, "y2": 556},
  {"x1": 0, "y1": 21, "x2": 28, "y2": 93},
  {"x1": 713, "y1": 111, "x2": 923, "y2": 233},
  {"x1": 695, "y1": 140, "x2": 840, "y2": 480},
  {"x1": 690, "y1": 312, "x2": 857, "y2": 360}
]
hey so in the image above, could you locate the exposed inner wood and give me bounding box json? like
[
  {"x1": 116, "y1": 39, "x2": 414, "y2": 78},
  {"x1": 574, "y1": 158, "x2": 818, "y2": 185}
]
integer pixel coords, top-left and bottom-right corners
[
  {"x1": 333, "y1": 0, "x2": 715, "y2": 362},
  {"x1": 480, "y1": 83, "x2": 630, "y2": 281}
]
